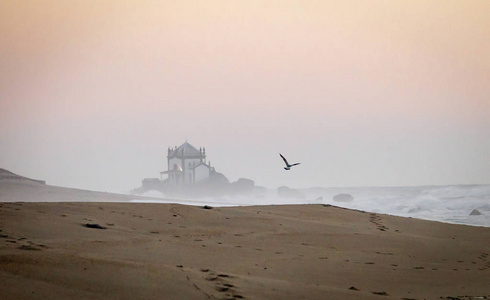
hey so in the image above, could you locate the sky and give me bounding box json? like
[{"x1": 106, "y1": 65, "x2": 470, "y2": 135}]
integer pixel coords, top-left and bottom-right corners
[{"x1": 1, "y1": 1, "x2": 489, "y2": 192}]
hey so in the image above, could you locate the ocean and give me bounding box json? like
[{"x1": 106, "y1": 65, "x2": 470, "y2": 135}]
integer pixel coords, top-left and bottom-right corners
[{"x1": 133, "y1": 184, "x2": 490, "y2": 227}]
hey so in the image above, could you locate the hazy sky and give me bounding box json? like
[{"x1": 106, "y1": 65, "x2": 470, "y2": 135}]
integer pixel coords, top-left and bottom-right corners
[{"x1": 1, "y1": 1, "x2": 489, "y2": 192}]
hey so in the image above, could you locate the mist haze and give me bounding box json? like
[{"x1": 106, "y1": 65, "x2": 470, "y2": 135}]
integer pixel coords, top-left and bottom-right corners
[
  {"x1": 133, "y1": 184, "x2": 490, "y2": 227},
  {"x1": 1, "y1": 1, "x2": 489, "y2": 193}
]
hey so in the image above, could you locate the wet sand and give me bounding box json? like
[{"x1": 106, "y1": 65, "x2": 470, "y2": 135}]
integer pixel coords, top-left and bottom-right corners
[{"x1": 1, "y1": 179, "x2": 489, "y2": 299}]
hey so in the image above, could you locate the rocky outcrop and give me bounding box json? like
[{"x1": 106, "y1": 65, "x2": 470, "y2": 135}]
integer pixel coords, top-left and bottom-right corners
[
  {"x1": 133, "y1": 171, "x2": 259, "y2": 198},
  {"x1": 333, "y1": 193, "x2": 354, "y2": 202},
  {"x1": 131, "y1": 178, "x2": 164, "y2": 195},
  {"x1": 277, "y1": 186, "x2": 305, "y2": 199},
  {"x1": 229, "y1": 178, "x2": 255, "y2": 195},
  {"x1": 469, "y1": 209, "x2": 482, "y2": 216},
  {"x1": 201, "y1": 171, "x2": 230, "y2": 189}
]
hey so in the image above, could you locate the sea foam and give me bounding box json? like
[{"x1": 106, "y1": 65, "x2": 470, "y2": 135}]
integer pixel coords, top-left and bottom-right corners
[{"x1": 131, "y1": 185, "x2": 490, "y2": 227}]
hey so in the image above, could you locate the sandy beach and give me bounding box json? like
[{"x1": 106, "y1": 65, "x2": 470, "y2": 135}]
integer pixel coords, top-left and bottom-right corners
[
  {"x1": 1, "y1": 178, "x2": 489, "y2": 300},
  {"x1": 2, "y1": 1, "x2": 489, "y2": 298}
]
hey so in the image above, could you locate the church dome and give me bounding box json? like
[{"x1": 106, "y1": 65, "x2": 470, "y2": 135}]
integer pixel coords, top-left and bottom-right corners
[{"x1": 168, "y1": 142, "x2": 204, "y2": 158}]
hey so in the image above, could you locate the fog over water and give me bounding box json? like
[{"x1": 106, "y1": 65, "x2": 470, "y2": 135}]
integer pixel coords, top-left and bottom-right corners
[
  {"x1": 1, "y1": 2, "x2": 489, "y2": 202},
  {"x1": 132, "y1": 185, "x2": 490, "y2": 227}
]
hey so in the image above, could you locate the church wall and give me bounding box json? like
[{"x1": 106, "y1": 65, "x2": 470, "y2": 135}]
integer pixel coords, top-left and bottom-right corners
[
  {"x1": 168, "y1": 158, "x2": 181, "y2": 171},
  {"x1": 165, "y1": 142, "x2": 209, "y2": 185},
  {"x1": 194, "y1": 164, "x2": 210, "y2": 183},
  {"x1": 183, "y1": 158, "x2": 201, "y2": 184}
]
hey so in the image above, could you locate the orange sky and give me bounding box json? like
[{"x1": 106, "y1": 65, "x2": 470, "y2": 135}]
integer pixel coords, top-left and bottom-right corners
[{"x1": 1, "y1": 1, "x2": 489, "y2": 191}]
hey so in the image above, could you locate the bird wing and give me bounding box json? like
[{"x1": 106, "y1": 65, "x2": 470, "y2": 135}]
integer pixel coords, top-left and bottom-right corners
[
  {"x1": 290, "y1": 163, "x2": 301, "y2": 166},
  {"x1": 279, "y1": 153, "x2": 289, "y2": 166}
]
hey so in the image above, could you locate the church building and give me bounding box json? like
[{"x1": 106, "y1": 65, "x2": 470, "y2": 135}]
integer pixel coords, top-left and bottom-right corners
[{"x1": 160, "y1": 141, "x2": 214, "y2": 186}]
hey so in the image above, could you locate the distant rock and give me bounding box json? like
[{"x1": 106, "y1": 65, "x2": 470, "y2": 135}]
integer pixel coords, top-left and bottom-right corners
[
  {"x1": 205, "y1": 171, "x2": 231, "y2": 187},
  {"x1": 277, "y1": 186, "x2": 305, "y2": 199},
  {"x1": 469, "y1": 209, "x2": 482, "y2": 216},
  {"x1": 131, "y1": 178, "x2": 163, "y2": 195},
  {"x1": 332, "y1": 193, "x2": 354, "y2": 202},
  {"x1": 193, "y1": 171, "x2": 230, "y2": 195},
  {"x1": 229, "y1": 178, "x2": 255, "y2": 195}
]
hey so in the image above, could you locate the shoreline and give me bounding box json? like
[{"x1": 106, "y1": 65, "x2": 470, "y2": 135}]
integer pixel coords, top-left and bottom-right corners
[{"x1": 1, "y1": 177, "x2": 489, "y2": 299}]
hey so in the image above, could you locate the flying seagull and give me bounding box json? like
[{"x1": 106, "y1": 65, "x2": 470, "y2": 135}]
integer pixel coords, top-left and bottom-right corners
[{"x1": 280, "y1": 153, "x2": 300, "y2": 170}]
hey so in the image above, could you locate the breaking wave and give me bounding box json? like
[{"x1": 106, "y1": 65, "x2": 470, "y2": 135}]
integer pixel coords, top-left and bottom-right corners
[{"x1": 131, "y1": 185, "x2": 490, "y2": 227}]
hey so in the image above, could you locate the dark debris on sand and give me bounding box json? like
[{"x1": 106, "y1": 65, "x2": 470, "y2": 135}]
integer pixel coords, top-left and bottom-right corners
[
  {"x1": 372, "y1": 291, "x2": 389, "y2": 296},
  {"x1": 85, "y1": 223, "x2": 107, "y2": 229}
]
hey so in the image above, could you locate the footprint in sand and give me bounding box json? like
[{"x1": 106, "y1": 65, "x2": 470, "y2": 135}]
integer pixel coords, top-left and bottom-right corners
[
  {"x1": 372, "y1": 291, "x2": 389, "y2": 296},
  {"x1": 369, "y1": 214, "x2": 389, "y2": 231},
  {"x1": 215, "y1": 285, "x2": 229, "y2": 292},
  {"x1": 203, "y1": 270, "x2": 244, "y2": 299},
  {"x1": 18, "y1": 245, "x2": 41, "y2": 251}
]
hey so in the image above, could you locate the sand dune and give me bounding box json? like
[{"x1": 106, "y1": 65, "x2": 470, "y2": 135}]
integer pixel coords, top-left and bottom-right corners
[
  {"x1": 1, "y1": 177, "x2": 489, "y2": 299},
  {"x1": 0, "y1": 169, "x2": 159, "y2": 203}
]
